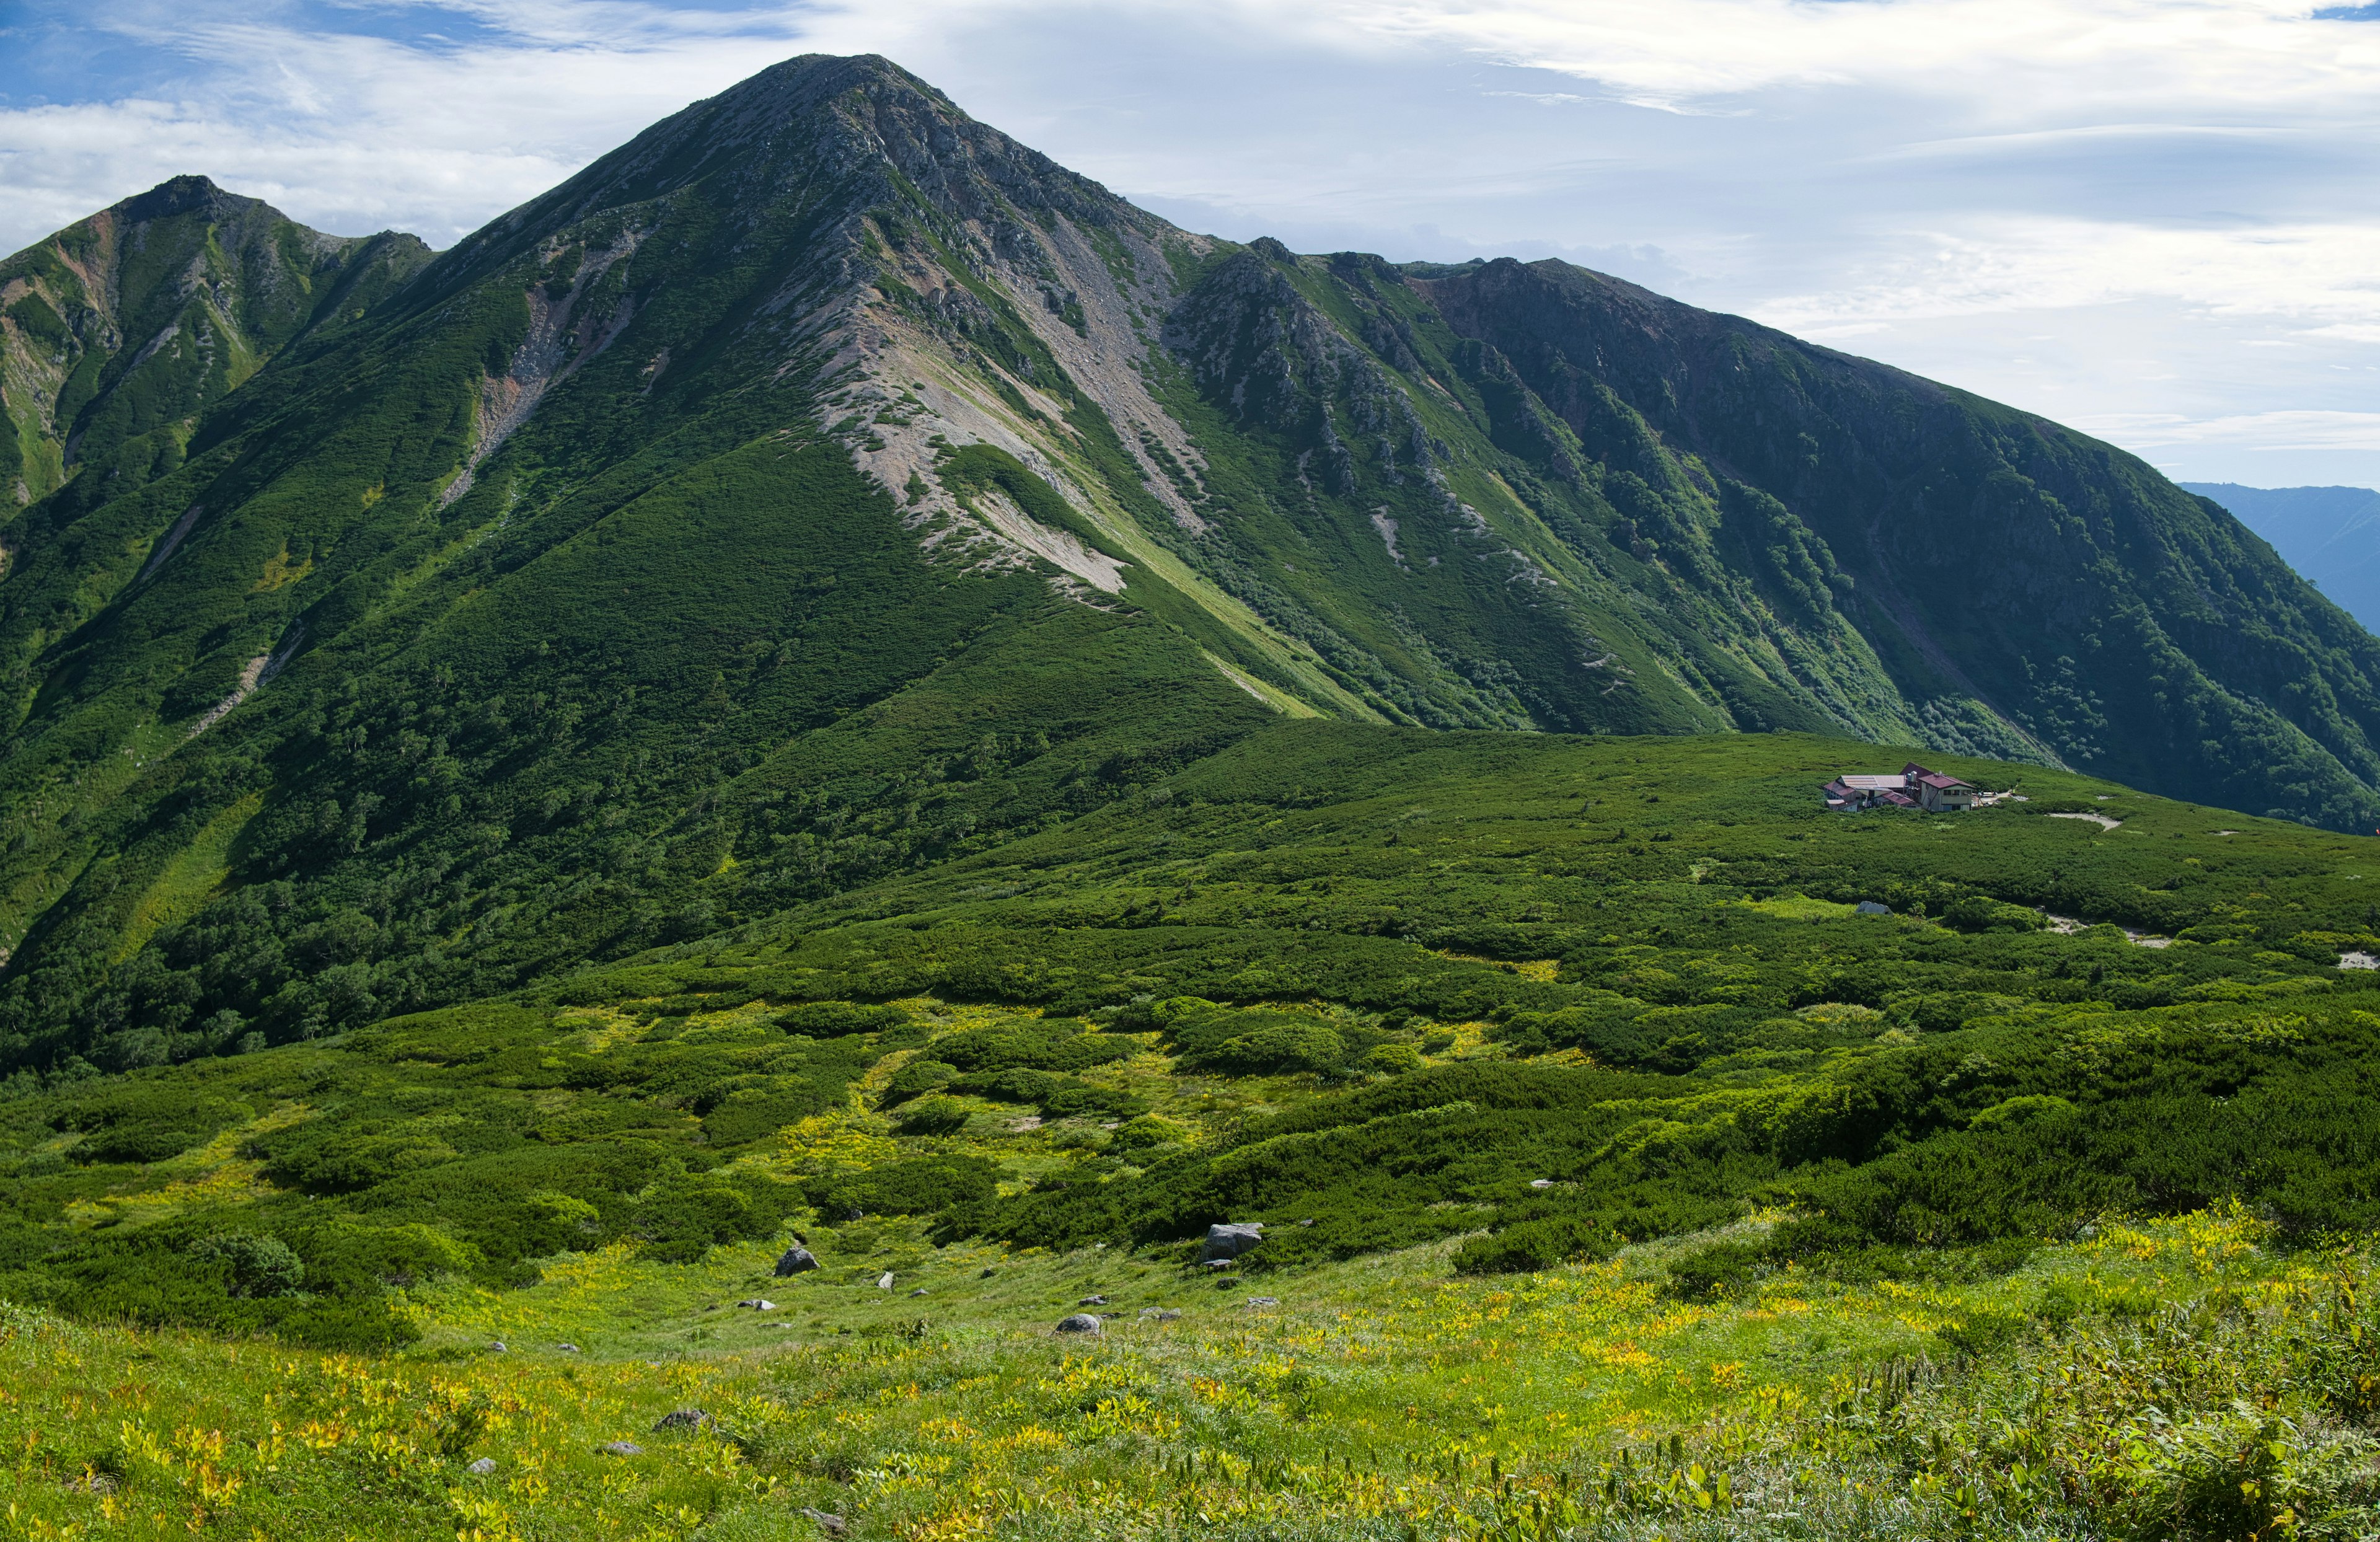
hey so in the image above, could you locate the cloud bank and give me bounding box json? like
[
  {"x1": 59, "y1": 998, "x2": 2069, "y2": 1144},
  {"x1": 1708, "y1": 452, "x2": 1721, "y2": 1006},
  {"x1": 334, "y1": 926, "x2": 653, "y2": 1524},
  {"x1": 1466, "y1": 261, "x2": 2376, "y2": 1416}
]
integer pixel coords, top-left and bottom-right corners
[{"x1": 2, "y1": 0, "x2": 2374, "y2": 485}]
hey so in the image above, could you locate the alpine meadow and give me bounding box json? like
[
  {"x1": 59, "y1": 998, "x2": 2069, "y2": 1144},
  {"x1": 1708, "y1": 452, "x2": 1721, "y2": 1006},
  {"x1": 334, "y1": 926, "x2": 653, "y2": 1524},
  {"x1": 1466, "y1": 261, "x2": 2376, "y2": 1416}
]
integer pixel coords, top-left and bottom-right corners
[{"x1": 7, "y1": 49, "x2": 2380, "y2": 1541}]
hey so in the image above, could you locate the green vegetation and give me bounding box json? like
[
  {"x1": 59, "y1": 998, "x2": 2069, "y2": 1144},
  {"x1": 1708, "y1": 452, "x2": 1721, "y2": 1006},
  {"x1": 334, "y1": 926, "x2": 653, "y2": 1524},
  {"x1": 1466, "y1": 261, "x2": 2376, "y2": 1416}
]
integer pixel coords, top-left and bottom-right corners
[{"x1": 6, "y1": 51, "x2": 2380, "y2": 1541}]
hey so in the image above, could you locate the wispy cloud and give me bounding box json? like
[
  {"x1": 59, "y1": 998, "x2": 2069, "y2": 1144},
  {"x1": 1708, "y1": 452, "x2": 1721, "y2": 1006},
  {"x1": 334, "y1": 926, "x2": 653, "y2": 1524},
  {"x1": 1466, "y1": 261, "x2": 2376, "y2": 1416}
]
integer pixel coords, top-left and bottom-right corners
[{"x1": 0, "y1": 0, "x2": 2375, "y2": 485}]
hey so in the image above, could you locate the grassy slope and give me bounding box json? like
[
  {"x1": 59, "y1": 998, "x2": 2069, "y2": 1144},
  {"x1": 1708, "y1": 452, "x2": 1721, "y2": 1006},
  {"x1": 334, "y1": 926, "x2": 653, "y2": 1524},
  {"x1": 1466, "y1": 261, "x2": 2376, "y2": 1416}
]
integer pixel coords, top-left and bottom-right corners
[{"x1": 5, "y1": 726, "x2": 2380, "y2": 1533}]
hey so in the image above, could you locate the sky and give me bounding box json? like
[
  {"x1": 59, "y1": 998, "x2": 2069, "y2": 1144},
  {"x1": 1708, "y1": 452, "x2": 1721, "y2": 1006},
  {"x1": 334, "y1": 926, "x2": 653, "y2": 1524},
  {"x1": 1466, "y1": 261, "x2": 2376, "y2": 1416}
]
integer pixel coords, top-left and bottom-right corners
[{"x1": 1, "y1": 0, "x2": 2376, "y2": 489}]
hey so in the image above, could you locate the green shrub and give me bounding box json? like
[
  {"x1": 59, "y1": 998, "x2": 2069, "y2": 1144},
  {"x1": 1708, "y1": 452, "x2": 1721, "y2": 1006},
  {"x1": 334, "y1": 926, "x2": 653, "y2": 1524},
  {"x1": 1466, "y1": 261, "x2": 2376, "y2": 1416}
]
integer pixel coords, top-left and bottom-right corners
[
  {"x1": 1451, "y1": 1216, "x2": 1616, "y2": 1275},
  {"x1": 190, "y1": 1233, "x2": 304, "y2": 1298},
  {"x1": 774, "y1": 1002, "x2": 909, "y2": 1038},
  {"x1": 931, "y1": 1023, "x2": 1134, "y2": 1073},
  {"x1": 896, "y1": 1097, "x2": 971, "y2": 1137},
  {"x1": 1663, "y1": 1239, "x2": 1766, "y2": 1302},
  {"x1": 881, "y1": 1059, "x2": 958, "y2": 1104},
  {"x1": 806, "y1": 1155, "x2": 999, "y2": 1220},
  {"x1": 1170, "y1": 1009, "x2": 1347, "y2": 1075}
]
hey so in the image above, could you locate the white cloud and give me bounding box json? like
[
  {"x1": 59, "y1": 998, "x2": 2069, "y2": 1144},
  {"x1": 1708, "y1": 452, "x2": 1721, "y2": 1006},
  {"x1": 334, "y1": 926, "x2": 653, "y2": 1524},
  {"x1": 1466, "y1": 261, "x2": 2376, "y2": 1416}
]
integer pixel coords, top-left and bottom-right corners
[
  {"x1": 0, "y1": 0, "x2": 2374, "y2": 485},
  {"x1": 2080, "y1": 410, "x2": 2380, "y2": 449}
]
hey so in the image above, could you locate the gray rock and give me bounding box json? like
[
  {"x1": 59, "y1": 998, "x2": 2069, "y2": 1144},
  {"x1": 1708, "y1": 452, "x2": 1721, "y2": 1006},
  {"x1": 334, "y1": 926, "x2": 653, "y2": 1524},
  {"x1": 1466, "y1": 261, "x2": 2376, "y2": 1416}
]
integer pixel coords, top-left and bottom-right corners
[
  {"x1": 600, "y1": 1441, "x2": 643, "y2": 1457},
  {"x1": 466, "y1": 1458, "x2": 497, "y2": 1476},
  {"x1": 1856, "y1": 901, "x2": 1892, "y2": 916},
  {"x1": 488, "y1": 1341, "x2": 507, "y2": 1352},
  {"x1": 1139, "y1": 1307, "x2": 1183, "y2": 1321},
  {"x1": 909, "y1": 1288, "x2": 928, "y2": 1297},
  {"x1": 1199, "y1": 1222, "x2": 1264, "y2": 1262},
  {"x1": 774, "y1": 1246, "x2": 820, "y2": 1277},
  {"x1": 653, "y1": 1408, "x2": 713, "y2": 1431},
  {"x1": 1245, "y1": 1296, "x2": 1280, "y2": 1307},
  {"x1": 1201, "y1": 1259, "x2": 1235, "y2": 1271},
  {"x1": 736, "y1": 1298, "x2": 777, "y2": 1311},
  {"x1": 1078, "y1": 1294, "x2": 1108, "y2": 1305},
  {"x1": 878, "y1": 1271, "x2": 895, "y2": 1290},
  {"x1": 1055, "y1": 1313, "x2": 1103, "y2": 1334},
  {"x1": 801, "y1": 1507, "x2": 850, "y2": 1536},
  {"x1": 1529, "y1": 1178, "x2": 1555, "y2": 1189},
  {"x1": 557, "y1": 1343, "x2": 581, "y2": 1353},
  {"x1": 1297, "y1": 1218, "x2": 1316, "y2": 1227}
]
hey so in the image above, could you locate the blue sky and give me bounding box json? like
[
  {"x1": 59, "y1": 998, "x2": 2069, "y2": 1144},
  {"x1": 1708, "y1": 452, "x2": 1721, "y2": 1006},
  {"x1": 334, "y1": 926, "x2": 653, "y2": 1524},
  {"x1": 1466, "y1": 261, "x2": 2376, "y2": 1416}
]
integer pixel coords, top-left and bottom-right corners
[{"x1": 3, "y1": 0, "x2": 2378, "y2": 488}]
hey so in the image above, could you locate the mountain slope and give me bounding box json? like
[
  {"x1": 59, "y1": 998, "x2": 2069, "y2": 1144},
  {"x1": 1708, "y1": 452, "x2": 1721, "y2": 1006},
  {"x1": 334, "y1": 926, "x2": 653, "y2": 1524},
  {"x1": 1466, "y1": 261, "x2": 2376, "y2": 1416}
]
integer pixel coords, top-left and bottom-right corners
[
  {"x1": 2, "y1": 53, "x2": 2378, "y2": 1076},
  {"x1": 0, "y1": 175, "x2": 429, "y2": 514},
  {"x1": 2182, "y1": 482, "x2": 2380, "y2": 633}
]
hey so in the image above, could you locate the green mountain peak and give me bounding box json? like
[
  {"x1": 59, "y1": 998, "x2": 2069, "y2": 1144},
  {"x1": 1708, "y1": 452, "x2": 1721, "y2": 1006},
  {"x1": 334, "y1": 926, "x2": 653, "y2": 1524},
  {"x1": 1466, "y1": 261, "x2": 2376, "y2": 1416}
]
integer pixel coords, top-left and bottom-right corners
[{"x1": 2, "y1": 52, "x2": 2378, "y2": 1077}]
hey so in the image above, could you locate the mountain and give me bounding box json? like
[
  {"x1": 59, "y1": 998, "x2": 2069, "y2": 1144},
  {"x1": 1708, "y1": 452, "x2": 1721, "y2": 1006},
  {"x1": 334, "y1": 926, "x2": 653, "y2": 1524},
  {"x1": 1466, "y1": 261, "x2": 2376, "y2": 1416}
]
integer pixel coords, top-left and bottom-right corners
[
  {"x1": 2182, "y1": 482, "x2": 2380, "y2": 633},
  {"x1": 4, "y1": 53, "x2": 2380, "y2": 1078},
  {"x1": 0, "y1": 175, "x2": 430, "y2": 513},
  {"x1": 12, "y1": 58, "x2": 2380, "y2": 1539}
]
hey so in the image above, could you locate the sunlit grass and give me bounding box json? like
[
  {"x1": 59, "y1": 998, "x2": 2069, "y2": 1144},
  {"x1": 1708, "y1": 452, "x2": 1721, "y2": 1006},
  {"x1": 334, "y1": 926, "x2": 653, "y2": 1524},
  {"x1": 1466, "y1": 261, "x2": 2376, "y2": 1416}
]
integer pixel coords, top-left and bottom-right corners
[{"x1": 2, "y1": 1207, "x2": 2360, "y2": 1540}]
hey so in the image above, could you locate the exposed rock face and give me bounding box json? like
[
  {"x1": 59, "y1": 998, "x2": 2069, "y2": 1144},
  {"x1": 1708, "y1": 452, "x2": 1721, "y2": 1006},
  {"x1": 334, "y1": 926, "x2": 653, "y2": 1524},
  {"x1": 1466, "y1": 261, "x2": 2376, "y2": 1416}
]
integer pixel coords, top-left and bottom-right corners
[{"x1": 774, "y1": 1246, "x2": 820, "y2": 1276}]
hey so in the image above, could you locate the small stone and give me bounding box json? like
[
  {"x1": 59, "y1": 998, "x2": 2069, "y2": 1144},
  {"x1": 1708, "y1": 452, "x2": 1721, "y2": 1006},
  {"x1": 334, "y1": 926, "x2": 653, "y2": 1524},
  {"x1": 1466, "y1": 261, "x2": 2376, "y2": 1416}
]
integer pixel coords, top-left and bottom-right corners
[
  {"x1": 1139, "y1": 1306, "x2": 1182, "y2": 1320},
  {"x1": 878, "y1": 1271, "x2": 895, "y2": 1290},
  {"x1": 1079, "y1": 1294, "x2": 1108, "y2": 1305},
  {"x1": 467, "y1": 1458, "x2": 497, "y2": 1476},
  {"x1": 488, "y1": 1341, "x2": 507, "y2": 1352},
  {"x1": 1529, "y1": 1178, "x2": 1555, "y2": 1189},
  {"x1": 909, "y1": 1287, "x2": 928, "y2": 1297},
  {"x1": 653, "y1": 1408, "x2": 713, "y2": 1431},
  {"x1": 801, "y1": 1507, "x2": 850, "y2": 1536},
  {"x1": 557, "y1": 1343, "x2": 581, "y2": 1353},
  {"x1": 774, "y1": 1246, "x2": 820, "y2": 1277},
  {"x1": 1202, "y1": 1259, "x2": 1234, "y2": 1271},
  {"x1": 601, "y1": 1440, "x2": 643, "y2": 1457},
  {"x1": 1298, "y1": 1218, "x2": 1316, "y2": 1227},
  {"x1": 1055, "y1": 1313, "x2": 1103, "y2": 1334},
  {"x1": 736, "y1": 1298, "x2": 778, "y2": 1311},
  {"x1": 1245, "y1": 1296, "x2": 1280, "y2": 1307},
  {"x1": 979, "y1": 1267, "x2": 996, "y2": 1278}
]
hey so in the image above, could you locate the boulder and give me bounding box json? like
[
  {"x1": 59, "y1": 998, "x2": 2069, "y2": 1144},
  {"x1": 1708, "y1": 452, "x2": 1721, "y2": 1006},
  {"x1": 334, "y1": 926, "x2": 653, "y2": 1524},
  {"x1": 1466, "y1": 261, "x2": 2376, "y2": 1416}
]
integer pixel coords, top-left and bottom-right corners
[
  {"x1": 653, "y1": 1409, "x2": 713, "y2": 1431},
  {"x1": 1055, "y1": 1313, "x2": 1103, "y2": 1334},
  {"x1": 736, "y1": 1298, "x2": 778, "y2": 1311},
  {"x1": 1199, "y1": 1222, "x2": 1264, "y2": 1262},
  {"x1": 466, "y1": 1458, "x2": 496, "y2": 1475},
  {"x1": 878, "y1": 1271, "x2": 895, "y2": 1290},
  {"x1": 774, "y1": 1246, "x2": 820, "y2": 1277},
  {"x1": 600, "y1": 1441, "x2": 644, "y2": 1457}
]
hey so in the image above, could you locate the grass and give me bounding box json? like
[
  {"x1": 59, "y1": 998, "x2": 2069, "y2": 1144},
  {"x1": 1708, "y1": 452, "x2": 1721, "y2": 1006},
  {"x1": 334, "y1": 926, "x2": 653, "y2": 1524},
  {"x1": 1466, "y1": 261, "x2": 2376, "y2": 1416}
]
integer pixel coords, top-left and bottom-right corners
[{"x1": 0, "y1": 1206, "x2": 2365, "y2": 1540}]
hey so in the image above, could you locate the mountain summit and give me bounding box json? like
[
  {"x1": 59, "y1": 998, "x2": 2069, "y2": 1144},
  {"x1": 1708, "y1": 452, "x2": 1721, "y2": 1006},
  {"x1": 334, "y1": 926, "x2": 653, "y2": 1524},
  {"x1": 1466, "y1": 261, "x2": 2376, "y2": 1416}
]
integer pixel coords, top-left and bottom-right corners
[{"x1": 1, "y1": 53, "x2": 2376, "y2": 1068}]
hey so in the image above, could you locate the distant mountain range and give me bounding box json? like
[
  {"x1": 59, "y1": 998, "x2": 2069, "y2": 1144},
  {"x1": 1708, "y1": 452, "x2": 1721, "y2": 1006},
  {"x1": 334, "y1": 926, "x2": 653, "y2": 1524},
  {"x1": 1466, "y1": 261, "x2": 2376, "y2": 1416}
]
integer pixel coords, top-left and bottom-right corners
[
  {"x1": 2181, "y1": 483, "x2": 2380, "y2": 635},
  {"x1": 6, "y1": 53, "x2": 2380, "y2": 1064}
]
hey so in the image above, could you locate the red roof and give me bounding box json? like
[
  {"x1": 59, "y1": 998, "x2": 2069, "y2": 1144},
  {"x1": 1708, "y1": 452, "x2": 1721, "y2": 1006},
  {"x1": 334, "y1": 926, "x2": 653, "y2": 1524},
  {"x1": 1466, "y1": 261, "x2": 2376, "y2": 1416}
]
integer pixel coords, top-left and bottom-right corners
[
  {"x1": 1917, "y1": 772, "x2": 1972, "y2": 790},
  {"x1": 1877, "y1": 790, "x2": 1918, "y2": 806}
]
